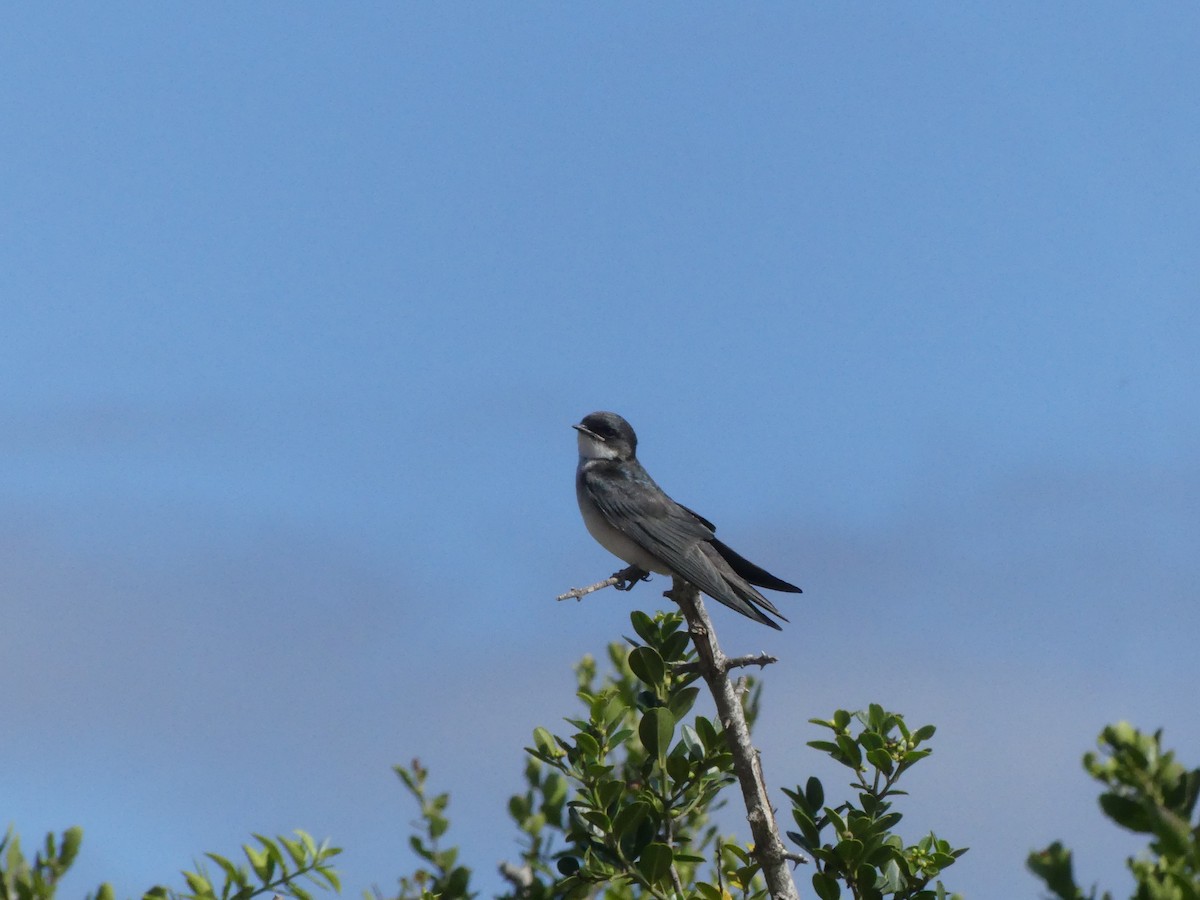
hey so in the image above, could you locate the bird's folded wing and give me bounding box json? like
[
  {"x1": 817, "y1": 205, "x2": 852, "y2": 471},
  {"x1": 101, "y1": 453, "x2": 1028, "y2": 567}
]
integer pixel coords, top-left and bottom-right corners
[{"x1": 580, "y1": 468, "x2": 782, "y2": 625}]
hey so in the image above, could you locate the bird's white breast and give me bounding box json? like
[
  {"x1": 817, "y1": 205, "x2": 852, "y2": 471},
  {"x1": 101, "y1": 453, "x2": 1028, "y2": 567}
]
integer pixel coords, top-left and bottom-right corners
[{"x1": 575, "y1": 470, "x2": 671, "y2": 575}]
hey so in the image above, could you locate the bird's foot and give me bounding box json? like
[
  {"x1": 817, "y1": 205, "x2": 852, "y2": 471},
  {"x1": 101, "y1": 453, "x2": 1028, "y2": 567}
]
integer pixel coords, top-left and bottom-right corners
[{"x1": 611, "y1": 565, "x2": 651, "y2": 591}]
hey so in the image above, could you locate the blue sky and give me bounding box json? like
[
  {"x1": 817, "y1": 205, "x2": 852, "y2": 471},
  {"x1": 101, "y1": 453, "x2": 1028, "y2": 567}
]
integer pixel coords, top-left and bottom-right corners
[{"x1": 3, "y1": 5, "x2": 1197, "y2": 899}]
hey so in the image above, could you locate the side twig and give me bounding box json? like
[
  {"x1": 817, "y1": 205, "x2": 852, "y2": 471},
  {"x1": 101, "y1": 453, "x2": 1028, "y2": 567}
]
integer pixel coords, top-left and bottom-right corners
[
  {"x1": 674, "y1": 652, "x2": 778, "y2": 676},
  {"x1": 556, "y1": 565, "x2": 645, "y2": 602},
  {"x1": 666, "y1": 578, "x2": 801, "y2": 900}
]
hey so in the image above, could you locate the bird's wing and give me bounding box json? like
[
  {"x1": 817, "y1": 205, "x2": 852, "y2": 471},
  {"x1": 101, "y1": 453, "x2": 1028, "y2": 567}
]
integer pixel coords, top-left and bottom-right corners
[
  {"x1": 676, "y1": 503, "x2": 802, "y2": 593},
  {"x1": 581, "y1": 465, "x2": 782, "y2": 628},
  {"x1": 709, "y1": 538, "x2": 803, "y2": 593}
]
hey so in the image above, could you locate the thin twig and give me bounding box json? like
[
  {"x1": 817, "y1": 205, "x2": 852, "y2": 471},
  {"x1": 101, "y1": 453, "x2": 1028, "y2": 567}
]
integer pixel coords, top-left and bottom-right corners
[
  {"x1": 556, "y1": 576, "x2": 620, "y2": 602},
  {"x1": 674, "y1": 652, "x2": 778, "y2": 676},
  {"x1": 555, "y1": 565, "x2": 646, "y2": 602}
]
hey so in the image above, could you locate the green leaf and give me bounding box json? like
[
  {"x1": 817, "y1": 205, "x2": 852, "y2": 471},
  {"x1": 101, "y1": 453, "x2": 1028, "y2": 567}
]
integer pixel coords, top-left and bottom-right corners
[
  {"x1": 791, "y1": 807, "x2": 821, "y2": 848},
  {"x1": 575, "y1": 731, "x2": 601, "y2": 761},
  {"x1": 204, "y1": 853, "x2": 245, "y2": 886},
  {"x1": 612, "y1": 801, "x2": 651, "y2": 836},
  {"x1": 597, "y1": 778, "x2": 624, "y2": 809},
  {"x1": 445, "y1": 866, "x2": 470, "y2": 896},
  {"x1": 279, "y1": 835, "x2": 307, "y2": 868},
  {"x1": 639, "y1": 707, "x2": 675, "y2": 760},
  {"x1": 183, "y1": 871, "x2": 212, "y2": 895},
  {"x1": 866, "y1": 747, "x2": 895, "y2": 774},
  {"x1": 696, "y1": 716, "x2": 721, "y2": 751},
  {"x1": 812, "y1": 870, "x2": 841, "y2": 900},
  {"x1": 580, "y1": 809, "x2": 612, "y2": 832},
  {"x1": 825, "y1": 806, "x2": 848, "y2": 836},
  {"x1": 834, "y1": 837, "x2": 865, "y2": 865},
  {"x1": 313, "y1": 865, "x2": 341, "y2": 892},
  {"x1": 243, "y1": 844, "x2": 271, "y2": 882},
  {"x1": 877, "y1": 858, "x2": 906, "y2": 892},
  {"x1": 668, "y1": 686, "x2": 701, "y2": 721},
  {"x1": 662, "y1": 631, "x2": 691, "y2": 662},
  {"x1": 1027, "y1": 841, "x2": 1080, "y2": 898},
  {"x1": 637, "y1": 843, "x2": 674, "y2": 885},
  {"x1": 859, "y1": 730, "x2": 885, "y2": 752},
  {"x1": 532, "y1": 727, "x2": 557, "y2": 756},
  {"x1": 628, "y1": 646, "x2": 667, "y2": 687},
  {"x1": 1098, "y1": 793, "x2": 1153, "y2": 833},
  {"x1": 666, "y1": 750, "x2": 691, "y2": 783},
  {"x1": 60, "y1": 827, "x2": 83, "y2": 868},
  {"x1": 630, "y1": 610, "x2": 657, "y2": 643},
  {"x1": 835, "y1": 734, "x2": 863, "y2": 768},
  {"x1": 913, "y1": 724, "x2": 936, "y2": 743},
  {"x1": 875, "y1": 812, "x2": 903, "y2": 832}
]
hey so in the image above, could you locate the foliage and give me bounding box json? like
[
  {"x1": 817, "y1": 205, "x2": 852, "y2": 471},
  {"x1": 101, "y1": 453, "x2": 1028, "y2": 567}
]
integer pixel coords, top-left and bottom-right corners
[
  {"x1": 0, "y1": 826, "x2": 339, "y2": 900},
  {"x1": 516, "y1": 609, "x2": 758, "y2": 899},
  {"x1": 786, "y1": 706, "x2": 966, "y2": 900},
  {"x1": 0, "y1": 826, "x2": 109, "y2": 900},
  {"x1": 2, "y1": 611, "x2": 971, "y2": 900},
  {"x1": 389, "y1": 760, "x2": 473, "y2": 900},
  {"x1": 391, "y1": 610, "x2": 965, "y2": 900},
  {"x1": 1028, "y1": 723, "x2": 1200, "y2": 900}
]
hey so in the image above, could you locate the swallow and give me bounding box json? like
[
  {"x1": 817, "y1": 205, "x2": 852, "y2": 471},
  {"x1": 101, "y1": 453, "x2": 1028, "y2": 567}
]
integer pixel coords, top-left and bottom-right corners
[{"x1": 574, "y1": 411, "x2": 800, "y2": 629}]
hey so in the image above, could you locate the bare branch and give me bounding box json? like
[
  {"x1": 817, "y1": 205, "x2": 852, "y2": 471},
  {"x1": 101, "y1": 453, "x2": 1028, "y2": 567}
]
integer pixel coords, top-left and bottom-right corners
[
  {"x1": 556, "y1": 565, "x2": 647, "y2": 602},
  {"x1": 674, "y1": 652, "x2": 778, "y2": 676},
  {"x1": 725, "y1": 652, "x2": 778, "y2": 672},
  {"x1": 556, "y1": 575, "x2": 620, "y2": 602},
  {"x1": 666, "y1": 578, "x2": 801, "y2": 900}
]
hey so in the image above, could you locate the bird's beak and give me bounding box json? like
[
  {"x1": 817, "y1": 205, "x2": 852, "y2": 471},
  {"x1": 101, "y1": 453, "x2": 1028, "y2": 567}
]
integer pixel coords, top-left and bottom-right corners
[{"x1": 573, "y1": 423, "x2": 604, "y2": 441}]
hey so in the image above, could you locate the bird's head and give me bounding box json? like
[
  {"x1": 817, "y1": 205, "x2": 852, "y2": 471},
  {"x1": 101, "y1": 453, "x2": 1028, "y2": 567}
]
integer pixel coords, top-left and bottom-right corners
[{"x1": 573, "y1": 411, "x2": 638, "y2": 461}]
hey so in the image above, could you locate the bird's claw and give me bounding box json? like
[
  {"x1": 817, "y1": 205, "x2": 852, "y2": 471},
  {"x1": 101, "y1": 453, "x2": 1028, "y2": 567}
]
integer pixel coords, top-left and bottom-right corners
[{"x1": 612, "y1": 566, "x2": 651, "y2": 591}]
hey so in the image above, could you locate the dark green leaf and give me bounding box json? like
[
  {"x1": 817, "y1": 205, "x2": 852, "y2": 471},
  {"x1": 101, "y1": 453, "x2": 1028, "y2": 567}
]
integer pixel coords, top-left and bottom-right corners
[
  {"x1": 639, "y1": 708, "x2": 675, "y2": 760},
  {"x1": 662, "y1": 631, "x2": 691, "y2": 662},
  {"x1": 629, "y1": 646, "x2": 667, "y2": 687},
  {"x1": 866, "y1": 748, "x2": 894, "y2": 774},
  {"x1": 859, "y1": 731, "x2": 885, "y2": 752},
  {"x1": 666, "y1": 750, "x2": 691, "y2": 783},
  {"x1": 445, "y1": 866, "x2": 470, "y2": 896},
  {"x1": 611, "y1": 801, "x2": 651, "y2": 836},
  {"x1": 696, "y1": 716, "x2": 720, "y2": 751},
  {"x1": 836, "y1": 734, "x2": 863, "y2": 768},
  {"x1": 834, "y1": 838, "x2": 865, "y2": 865},
  {"x1": 637, "y1": 843, "x2": 674, "y2": 885},
  {"x1": 667, "y1": 687, "x2": 700, "y2": 720},
  {"x1": 1098, "y1": 793, "x2": 1153, "y2": 833},
  {"x1": 812, "y1": 870, "x2": 841, "y2": 900}
]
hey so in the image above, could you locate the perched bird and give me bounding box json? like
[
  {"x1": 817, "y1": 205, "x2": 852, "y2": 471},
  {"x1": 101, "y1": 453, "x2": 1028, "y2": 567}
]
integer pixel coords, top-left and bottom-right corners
[{"x1": 573, "y1": 411, "x2": 801, "y2": 629}]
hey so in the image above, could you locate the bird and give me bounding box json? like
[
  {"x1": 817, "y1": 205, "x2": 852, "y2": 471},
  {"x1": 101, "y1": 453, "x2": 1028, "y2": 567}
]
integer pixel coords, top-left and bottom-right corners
[{"x1": 573, "y1": 411, "x2": 801, "y2": 629}]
